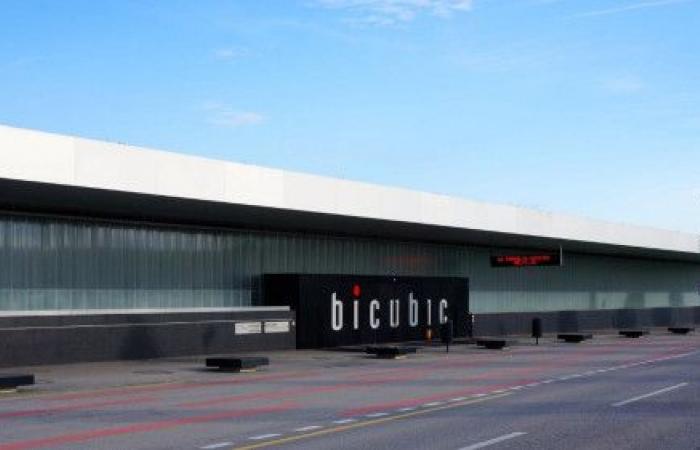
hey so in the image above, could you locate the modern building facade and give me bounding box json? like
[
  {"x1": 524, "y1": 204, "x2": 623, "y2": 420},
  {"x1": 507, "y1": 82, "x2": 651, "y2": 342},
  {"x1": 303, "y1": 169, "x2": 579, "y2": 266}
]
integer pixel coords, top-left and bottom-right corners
[{"x1": 1, "y1": 124, "x2": 699, "y2": 367}]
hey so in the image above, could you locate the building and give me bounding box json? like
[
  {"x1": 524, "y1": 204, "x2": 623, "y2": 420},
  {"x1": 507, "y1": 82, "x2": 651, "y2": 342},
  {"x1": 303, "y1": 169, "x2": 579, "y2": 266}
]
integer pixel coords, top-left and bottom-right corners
[{"x1": 0, "y1": 124, "x2": 699, "y2": 366}]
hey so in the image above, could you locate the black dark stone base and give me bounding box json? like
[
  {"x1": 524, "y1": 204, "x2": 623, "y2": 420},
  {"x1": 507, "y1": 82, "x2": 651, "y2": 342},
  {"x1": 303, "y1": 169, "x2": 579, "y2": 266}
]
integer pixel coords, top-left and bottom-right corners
[
  {"x1": 668, "y1": 327, "x2": 694, "y2": 334},
  {"x1": 619, "y1": 329, "x2": 649, "y2": 338},
  {"x1": 0, "y1": 310, "x2": 295, "y2": 368},
  {"x1": 365, "y1": 346, "x2": 417, "y2": 358},
  {"x1": 206, "y1": 357, "x2": 270, "y2": 372},
  {"x1": 557, "y1": 333, "x2": 593, "y2": 343},
  {"x1": 475, "y1": 338, "x2": 510, "y2": 349},
  {"x1": 472, "y1": 306, "x2": 700, "y2": 337},
  {"x1": 0, "y1": 374, "x2": 35, "y2": 389}
]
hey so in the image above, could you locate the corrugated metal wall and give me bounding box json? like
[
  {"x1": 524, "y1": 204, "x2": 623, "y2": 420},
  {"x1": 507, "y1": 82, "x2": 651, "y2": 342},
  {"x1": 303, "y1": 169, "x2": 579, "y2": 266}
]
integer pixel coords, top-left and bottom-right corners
[{"x1": 1, "y1": 214, "x2": 698, "y2": 313}]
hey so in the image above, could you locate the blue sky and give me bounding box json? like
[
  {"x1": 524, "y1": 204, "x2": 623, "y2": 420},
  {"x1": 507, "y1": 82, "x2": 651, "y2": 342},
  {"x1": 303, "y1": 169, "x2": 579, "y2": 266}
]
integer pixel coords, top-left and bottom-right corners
[{"x1": 1, "y1": 0, "x2": 699, "y2": 233}]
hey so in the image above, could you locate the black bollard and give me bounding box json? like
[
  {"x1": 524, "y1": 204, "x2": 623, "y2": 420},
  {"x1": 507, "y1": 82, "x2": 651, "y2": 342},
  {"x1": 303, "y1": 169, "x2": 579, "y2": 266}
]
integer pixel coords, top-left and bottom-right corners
[
  {"x1": 441, "y1": 319, "x2": 454, "y2": 353},
  {"x1": 532, "y1": 318, "x2": 542, "y2": 345}
]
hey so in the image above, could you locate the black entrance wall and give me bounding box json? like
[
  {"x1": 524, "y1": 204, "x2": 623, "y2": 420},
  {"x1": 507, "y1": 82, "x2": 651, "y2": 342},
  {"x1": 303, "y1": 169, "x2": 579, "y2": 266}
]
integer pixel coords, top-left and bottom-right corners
[{"x1": 263, "y1": 274, "x2": 469, "y2": 348}]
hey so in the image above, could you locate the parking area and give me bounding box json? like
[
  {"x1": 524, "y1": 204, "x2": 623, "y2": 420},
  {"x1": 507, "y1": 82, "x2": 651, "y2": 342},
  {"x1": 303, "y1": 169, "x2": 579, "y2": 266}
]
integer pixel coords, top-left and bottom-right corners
[{"x1": 0, "y1": 330, "x2": 698, "y2": 450}]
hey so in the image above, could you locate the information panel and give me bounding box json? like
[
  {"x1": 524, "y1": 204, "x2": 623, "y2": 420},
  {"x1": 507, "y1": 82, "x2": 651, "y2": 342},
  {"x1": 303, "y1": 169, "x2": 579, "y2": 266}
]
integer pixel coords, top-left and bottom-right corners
[
  {"x1": 264, "y1": 321, "x2": 291, "y2": 334},
  {"x1": 234, "y1": 321, "x2": 262, "y2": 335},
  {"x1": 263, "y1": 274, "x2": 469, "y2": 349},
  {"x1": 490, "y1": 253, "x2": 562, "y2": 268}
]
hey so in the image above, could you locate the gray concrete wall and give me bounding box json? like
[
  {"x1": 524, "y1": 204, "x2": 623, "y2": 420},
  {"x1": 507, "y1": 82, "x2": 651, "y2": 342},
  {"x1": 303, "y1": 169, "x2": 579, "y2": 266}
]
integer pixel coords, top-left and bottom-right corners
[{"x1": 0, "y1": 310, "x2": 295, "y2": 368}]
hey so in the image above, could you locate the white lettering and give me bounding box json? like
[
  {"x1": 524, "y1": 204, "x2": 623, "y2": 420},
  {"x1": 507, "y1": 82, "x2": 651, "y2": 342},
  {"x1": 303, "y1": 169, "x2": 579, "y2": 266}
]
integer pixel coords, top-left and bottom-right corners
[
  {"x1": 353, "y1": 300, "x2": 359, "y2": 330},
  {"x1": 331, "y1": 293, "x2": 453, "y2": 331},
  {"x1": 370, "y1": 300, "x2": 380, "y2": 329},
  {"x1": 389, "y1": 299, "x2": 400, "y2": 328},
  {"x1": 439, "y1": 299, "x2": 448, "y2": 324},
  {"x1": 409, "y1": 292, "x2": 418, "y2": 327},
  {"x1": 331, "y1": 292, "x2": 343, "y2": 331}
]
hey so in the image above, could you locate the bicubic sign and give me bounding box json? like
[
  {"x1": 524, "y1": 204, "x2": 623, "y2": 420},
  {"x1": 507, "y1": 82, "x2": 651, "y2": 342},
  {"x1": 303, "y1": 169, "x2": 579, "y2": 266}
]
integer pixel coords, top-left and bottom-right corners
[{"x1": 263, "y1": 274, "x2": 469, "y2": 348}]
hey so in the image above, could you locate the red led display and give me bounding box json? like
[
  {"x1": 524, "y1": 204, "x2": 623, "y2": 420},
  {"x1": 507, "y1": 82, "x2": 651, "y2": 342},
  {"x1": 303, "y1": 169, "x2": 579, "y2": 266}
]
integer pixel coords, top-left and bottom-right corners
[
  {"x1": 490, "y1": 253, "x2": 562, "y2": 268},
  {"x1": 351, "y1": 283, "x2": 362, "y2": 298}
]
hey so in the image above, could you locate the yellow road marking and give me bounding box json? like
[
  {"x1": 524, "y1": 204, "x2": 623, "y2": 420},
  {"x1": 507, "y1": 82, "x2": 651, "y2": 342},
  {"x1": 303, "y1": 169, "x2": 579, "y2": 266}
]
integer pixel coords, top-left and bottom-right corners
[{"x1": 233, "y1": 392, "x2": 511, "y2": 450}]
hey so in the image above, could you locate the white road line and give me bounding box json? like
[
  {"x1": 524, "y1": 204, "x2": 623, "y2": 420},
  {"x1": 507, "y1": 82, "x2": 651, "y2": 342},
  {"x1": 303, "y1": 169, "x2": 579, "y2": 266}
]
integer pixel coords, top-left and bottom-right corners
[
  {"x1": 249, "y1": 433, "x2": 282, "y2": 441},
  {"x1": 458, "y1": 432, "x2": 527, "y2": 450},
  {"x1": 423, "y1": 402, "x2": 444, "y2": 407},
  {"x1": 472, "y1": 393, "x2": 487, "y2": 398},
  {"x1": 491, "y1": 390, "x2": 506, "y2": 394},
  {"x1": 366, "y1": 412, "x2": 389, "y2": 418},
  {"x1": 397, "y1": 407, "x2": 417, "y2": 412},
  {"x1": 200, "y1": 443, "x2": 232, "y2": 449},
  {"x1": 612, "y1": 383, "x2": 688, "y2": 407},
  {"x1": 449, "y1": 397, "x2": 468, "y2": 402},
  {"x1": 333, "y1": 418, "x2": 356, "y2": 424},
  {"x1": 294, "y1": 425, "x2": 323, "y2": 432}
]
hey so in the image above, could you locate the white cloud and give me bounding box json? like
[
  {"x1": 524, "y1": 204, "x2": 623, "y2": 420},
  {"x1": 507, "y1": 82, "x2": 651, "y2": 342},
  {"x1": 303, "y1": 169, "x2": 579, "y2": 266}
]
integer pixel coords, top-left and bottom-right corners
[
  {"x1": 202, "y1": 102, "x2": 265, "y2": 128},
  {"x1": 314, "y1": 0, "x2": 474, "y2": 25},
  {"x1": 573, "y1": 0, "x2": 692, "y2": 18}
]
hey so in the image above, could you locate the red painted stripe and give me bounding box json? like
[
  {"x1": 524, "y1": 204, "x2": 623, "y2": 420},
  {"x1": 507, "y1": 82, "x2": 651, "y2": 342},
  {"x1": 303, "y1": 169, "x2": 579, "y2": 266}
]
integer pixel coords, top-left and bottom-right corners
[
  {"x1": 43, "y1": 370, "x2": 316, "y2": 402},
  {"x1": 179, "y1": 338, "x2": 634, "y2": 411},
  {"x1": 0, "y1": 402, "x2": 298, "y2": 450},
  {"x1": 40, "y1": 359, "x2": 448, "y2": 404},
  {"x1": 181, "y1": 383, "x2": 356, "y2": 408},
  {"x1": 181, "y1": 358, "x2": 506, "y2": 408},
  {"x1": 24, "y1": 340, "x2": 585, "y2": 405},
  {"x1": 0, "y1": 396, "x2": 158, "y2": 420},
  {"x1": 39, "y1": 363, "x2": 419, "y2": 405}
]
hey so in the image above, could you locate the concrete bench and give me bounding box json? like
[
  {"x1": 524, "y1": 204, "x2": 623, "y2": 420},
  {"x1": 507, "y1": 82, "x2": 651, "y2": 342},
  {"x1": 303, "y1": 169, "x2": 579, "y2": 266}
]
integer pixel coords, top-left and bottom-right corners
[
  {"x1": 365, "y1": 346, "x2": 417, "y2": 359},
  {"x1": 475, "y1": 338, "x2": 510, "y2": 350},
  {"x1": 557, "y1": 333, "x2": 593, "y2": 343},
  {"x1": 619, "y1": 330, "x2": 649, "y2": 338},
  {"x1": 205, "y1": 357, "x2": 269, "y2": 372},
  {"x1": 333, "y1": 345, "x2": 370, "y2": 353},
  {"x1": 668, "y1": 327, "x2": 694, "y2": 335},
  {"x1": 0, "y1": 374, "x2": 35, "y2": 390}
]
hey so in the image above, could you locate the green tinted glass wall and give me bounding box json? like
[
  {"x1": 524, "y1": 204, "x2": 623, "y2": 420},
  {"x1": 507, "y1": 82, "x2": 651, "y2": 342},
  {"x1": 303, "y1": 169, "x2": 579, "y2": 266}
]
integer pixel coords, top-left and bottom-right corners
[{"x1": 0, "y1": 214, "x2": 699, "y2": 312}]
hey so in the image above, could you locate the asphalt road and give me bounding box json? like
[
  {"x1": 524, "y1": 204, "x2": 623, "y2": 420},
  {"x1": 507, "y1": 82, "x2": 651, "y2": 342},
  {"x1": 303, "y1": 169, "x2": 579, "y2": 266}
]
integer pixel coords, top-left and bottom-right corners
[{"x1": 0, "y1": 332, "x2": 698, "y2": 450}]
